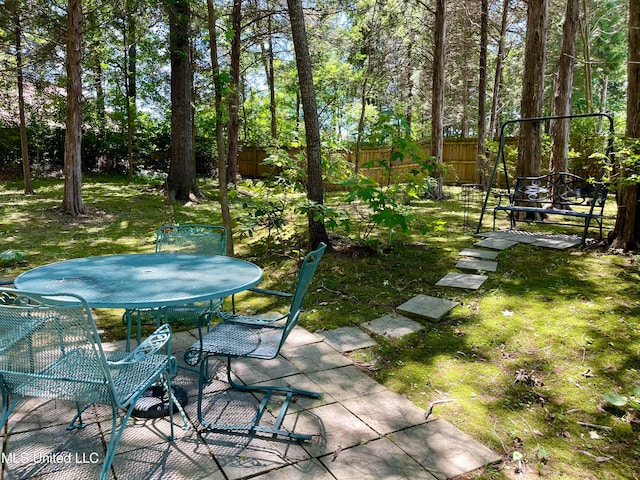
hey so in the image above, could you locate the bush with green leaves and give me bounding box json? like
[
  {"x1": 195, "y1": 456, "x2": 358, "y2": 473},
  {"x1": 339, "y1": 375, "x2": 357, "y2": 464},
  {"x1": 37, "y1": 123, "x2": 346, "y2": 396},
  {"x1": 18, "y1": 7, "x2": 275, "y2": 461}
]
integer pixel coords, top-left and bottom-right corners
[{"x1": 318, "y1": 111, "x2": 434, "y2": 245}]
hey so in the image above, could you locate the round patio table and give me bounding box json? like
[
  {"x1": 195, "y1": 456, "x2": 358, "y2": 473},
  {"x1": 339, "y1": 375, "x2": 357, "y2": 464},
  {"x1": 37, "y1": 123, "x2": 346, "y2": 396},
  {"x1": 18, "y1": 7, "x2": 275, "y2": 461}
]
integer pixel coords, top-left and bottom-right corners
[
  {"x1": 14, "y1": 253, "x2": 263, "y2": 309},
  {"x1": 14, "y1": 253, "x2": 263, "y2": 421}
]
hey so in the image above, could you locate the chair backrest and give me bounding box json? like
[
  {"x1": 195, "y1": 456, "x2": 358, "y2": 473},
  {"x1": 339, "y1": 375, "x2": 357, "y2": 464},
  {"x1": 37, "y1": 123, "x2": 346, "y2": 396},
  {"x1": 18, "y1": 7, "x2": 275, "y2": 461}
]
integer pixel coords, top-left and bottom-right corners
[
  {"x1": 0, "y1": 289, "x2": 113, "y2": 406},
  {"x1": 155, "y1": 224, "x2": 226, "y2": 255},
  {"x1": 284, "y1": 242, "x2": 327, "y2": 335}
]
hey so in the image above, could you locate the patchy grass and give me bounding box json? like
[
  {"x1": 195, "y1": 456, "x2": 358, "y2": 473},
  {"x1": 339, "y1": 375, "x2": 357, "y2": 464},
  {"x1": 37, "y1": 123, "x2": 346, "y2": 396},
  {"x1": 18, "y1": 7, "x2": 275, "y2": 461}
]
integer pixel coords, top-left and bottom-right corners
[{"x1": 1, "y1": 174, "x2": 639, "y2": 479}]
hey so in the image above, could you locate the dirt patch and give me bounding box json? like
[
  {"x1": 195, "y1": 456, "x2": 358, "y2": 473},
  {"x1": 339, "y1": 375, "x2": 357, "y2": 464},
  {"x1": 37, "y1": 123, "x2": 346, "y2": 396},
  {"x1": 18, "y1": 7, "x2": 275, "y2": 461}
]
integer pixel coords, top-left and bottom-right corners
[{"x1": 328, "y1": 234, "x2": 378, "y2": 259}]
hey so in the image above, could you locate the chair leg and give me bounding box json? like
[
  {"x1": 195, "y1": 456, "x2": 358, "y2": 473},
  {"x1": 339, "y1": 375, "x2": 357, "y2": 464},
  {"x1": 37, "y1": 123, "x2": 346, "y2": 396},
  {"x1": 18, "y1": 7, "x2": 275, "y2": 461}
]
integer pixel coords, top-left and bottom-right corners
[
  {"x1": 67, "y1": 402, "x2": 92, "y2": 430},
  {"x1": 196, "y1": 356, "x2": 322, "y2": 441},
  {"x1": 0, "y1": 393, "x2": 21, "y2": 431}
]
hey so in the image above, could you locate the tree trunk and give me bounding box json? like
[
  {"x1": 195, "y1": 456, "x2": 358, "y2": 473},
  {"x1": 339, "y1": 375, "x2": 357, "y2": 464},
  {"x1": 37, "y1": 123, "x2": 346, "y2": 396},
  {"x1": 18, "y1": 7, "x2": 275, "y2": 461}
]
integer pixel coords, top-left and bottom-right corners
[
  {"x1": 207, "y1": 0, "x2": 234, "y2": 255},
  {"x1": 14, "y1": 10, "x2": 34, "y2": 195},
  {"x1": 125, "y1": 8, "x2": 137, "y2": 182},
  {"x1": 166, "y1": 0, "x2": 198, "y2": 202},
  {"x1": 286, "y1": 0, "x2": 330, "y2": 249},
  {"x1": 489, "y1": 0, "x2": 510, "y2": 140},
  {"x1": 262, "y1": 13, "x2": 277, "y2": 142},
  {"x1": 476, "y1": 0, "x2": 489, "y2": 188},
  {"x1": 579, "y1": 0, "x2": 593, "y2": 113},
  {"x1": 354, "y1": 77, "x2": 370, "y2": 175},
  {"x1": 226, "y1": 0, "x2": 241, "y2": 185},
  {"x1": 609, "y1": 0, "x2": 640, "y2": 250},
  {"x1": 549, "y1": 0, "x2": 579, "y2": 180},
  {"x1": 62, "y1": 0, "x2": 86, "y2": 216},
  {"x1": 430, "y1": 0, "x2": 446, "y2": 199},
  {"x1": 516, "y1": 0, "x2": 547, "y2": 180}
]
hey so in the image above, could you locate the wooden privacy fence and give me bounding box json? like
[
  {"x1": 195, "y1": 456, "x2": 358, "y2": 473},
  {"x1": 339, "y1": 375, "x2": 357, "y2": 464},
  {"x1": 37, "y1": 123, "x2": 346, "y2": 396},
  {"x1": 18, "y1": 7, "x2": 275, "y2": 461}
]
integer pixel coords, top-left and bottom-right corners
[{"x1": 237, "y1": 138, "x2": 480, "y2": 185}]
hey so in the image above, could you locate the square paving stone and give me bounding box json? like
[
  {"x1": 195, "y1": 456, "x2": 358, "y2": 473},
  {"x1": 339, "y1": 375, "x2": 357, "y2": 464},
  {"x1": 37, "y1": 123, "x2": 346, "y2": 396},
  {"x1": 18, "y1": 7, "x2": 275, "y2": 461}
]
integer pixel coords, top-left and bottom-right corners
[
  {"x1": 286, "y1": 402, "x2": 379, "y2": 458},
  {"x1": 390, "y1": 419, "x2": 502, "y2": 480},
  {"x1": 396, "y1": 295, "x2": 459, "y2": 322},
  {"x1": 306, "y1": 365, "x2": 387, "y2": 402},
  {"x1": 232, "y1": 354, "x2": 301, "y2": 385},
  {"x1": 474, "y1": 238, "x2": 518, "y2": 250},
  {"x1": 363, "y1": 313, "x2": 424, "y2": 339},
  {"x1": 531, "y1": 237, "x2": 582, "y2": 249},
  {"x1": 201, "y1": 429, "x2": 310, "y2": 480},
  {"x1": 477, "y1": 230, "x2": 539, "y2": 244},
  {"x1": 113, "y1": 439, "x2": 223, "y2": 480},
  {"x1": 252, "y1": 458, "x2": 334, "y2": 480},
  {"x1": 458, "y1": 248, "x2": 498, "y2": 260},
  {"x1": 341, "y1": 390, "x2": 428, "y2": 435},
  {"x1": 282, "y1": 341, "x2": 353, "y2": 373},
  {"x1": 455, "y1": 258, "x2": 498, "y2": 272},
  {"x1": 319, "y1": 437, "x2": 438, "y2": 480},
  {"x1": 320, "y1": 327, "x2": 377, "y2": 353},
  {"x1": 435, "y1": 273, "x2": 487, "y2": 290}
]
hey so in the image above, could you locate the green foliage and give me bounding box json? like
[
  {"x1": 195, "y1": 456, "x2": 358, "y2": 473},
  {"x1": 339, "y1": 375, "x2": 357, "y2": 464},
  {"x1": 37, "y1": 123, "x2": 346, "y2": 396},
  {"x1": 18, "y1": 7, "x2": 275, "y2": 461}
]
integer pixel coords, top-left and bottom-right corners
[
  {"x1": 312, "y1": 111, "x2": 434, "y2": 245},
  {"x1": 612, "y1": 137, "x2": 640, "y2": 188}
]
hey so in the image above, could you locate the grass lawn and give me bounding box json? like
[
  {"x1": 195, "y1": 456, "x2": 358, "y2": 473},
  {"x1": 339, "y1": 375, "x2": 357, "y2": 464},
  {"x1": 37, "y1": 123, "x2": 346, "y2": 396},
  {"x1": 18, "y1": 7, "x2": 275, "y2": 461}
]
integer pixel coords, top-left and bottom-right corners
[{"x1": 1, "y1": 174, "x2": 639, "y2": 479}]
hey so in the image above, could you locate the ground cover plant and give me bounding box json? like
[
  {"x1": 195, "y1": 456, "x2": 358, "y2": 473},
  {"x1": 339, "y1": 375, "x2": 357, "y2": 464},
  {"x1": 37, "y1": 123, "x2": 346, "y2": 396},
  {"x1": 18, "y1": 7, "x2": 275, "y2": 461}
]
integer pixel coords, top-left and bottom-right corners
[{"x1": 1, "y1": 175, "x2": 639, "y2": 479}]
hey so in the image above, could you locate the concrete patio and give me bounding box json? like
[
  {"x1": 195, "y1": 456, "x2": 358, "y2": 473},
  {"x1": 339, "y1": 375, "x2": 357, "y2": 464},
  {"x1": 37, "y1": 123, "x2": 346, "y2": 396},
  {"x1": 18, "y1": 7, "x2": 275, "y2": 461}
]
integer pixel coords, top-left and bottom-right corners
[{"x1": 0, "y1": 327, "x2": 502, "y2": 480}]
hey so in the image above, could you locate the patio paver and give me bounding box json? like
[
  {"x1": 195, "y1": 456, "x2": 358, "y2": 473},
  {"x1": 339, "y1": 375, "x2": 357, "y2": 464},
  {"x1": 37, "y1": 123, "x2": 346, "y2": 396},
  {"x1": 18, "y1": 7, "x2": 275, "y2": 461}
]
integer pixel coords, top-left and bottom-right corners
[
  {"x1": 396, "y1": 294, "x2": 459, "y2": 322},
  {"x1": 531, "y1": 236, "x2": 582, "y2": 249},
  {"x1": 319, "y1": 437, "x2": 439, "y2": 480},
  {"x1": 459, "y1": 248, "x2": 499, "y2": 260},
  {"x1": 391, "y1": 419, "x2": 502, "y2": 480},
  {"x1": 474, "y1": 237, "x2": 519, "y2": 250},
  {"x1": 320, "y1": 326, "x2": 377, "y2": 352},
  {"x1": 435, "y1": 272, "x2": 488, "y2": 290},
  {"x1": 455, "y1": 258, "x2": 498, "y2": 272},
  {"x1": 362, "y1": 312, "x2": 424, "y2": 339}
]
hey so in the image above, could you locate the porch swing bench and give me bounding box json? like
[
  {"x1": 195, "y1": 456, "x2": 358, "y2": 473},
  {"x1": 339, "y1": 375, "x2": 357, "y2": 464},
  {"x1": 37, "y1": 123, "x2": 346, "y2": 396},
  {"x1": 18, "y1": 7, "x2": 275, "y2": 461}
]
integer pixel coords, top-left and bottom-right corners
[
  {"x1": 492, "y1": 171, "x2": 610, "y2": 239},
  {"x1": 476, "y1": 113, "x2": 615, "y2": 245}
]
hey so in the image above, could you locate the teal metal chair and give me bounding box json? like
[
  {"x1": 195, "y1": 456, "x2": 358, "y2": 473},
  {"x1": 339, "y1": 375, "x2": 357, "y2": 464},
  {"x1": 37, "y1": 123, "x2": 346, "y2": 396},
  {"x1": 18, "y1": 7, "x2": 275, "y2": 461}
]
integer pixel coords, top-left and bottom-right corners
[
  {"x1": 125, "y1": 224, "x2": 227, "y2": 349},
  {"x1": 0, "y1": 288, "x2": 177, "y2": 480},
  {"x1": 184, "y1": 242, "x2": 327, "y2": 441}
]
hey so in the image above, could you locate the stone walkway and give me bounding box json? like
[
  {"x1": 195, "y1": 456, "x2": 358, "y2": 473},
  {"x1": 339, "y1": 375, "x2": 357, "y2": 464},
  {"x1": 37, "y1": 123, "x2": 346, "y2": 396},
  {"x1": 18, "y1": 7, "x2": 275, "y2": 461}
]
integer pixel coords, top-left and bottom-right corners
[{"x1": 0, "y1": 230, "x2": 581, "y2": 480}]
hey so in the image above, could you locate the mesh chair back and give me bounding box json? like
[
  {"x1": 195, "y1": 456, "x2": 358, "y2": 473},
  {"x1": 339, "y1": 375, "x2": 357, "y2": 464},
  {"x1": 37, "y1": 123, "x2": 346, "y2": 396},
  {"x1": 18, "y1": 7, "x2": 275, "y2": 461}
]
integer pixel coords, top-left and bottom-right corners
[
  {"x1": 0, "y1": 290, "x2": 112, "y2": 406},
  {"x1": 155, "y1": 224, "x2": 226, "y2": 255},
  {"x1": 284, "y1": 242, "x2": 327, "y2": 334}
]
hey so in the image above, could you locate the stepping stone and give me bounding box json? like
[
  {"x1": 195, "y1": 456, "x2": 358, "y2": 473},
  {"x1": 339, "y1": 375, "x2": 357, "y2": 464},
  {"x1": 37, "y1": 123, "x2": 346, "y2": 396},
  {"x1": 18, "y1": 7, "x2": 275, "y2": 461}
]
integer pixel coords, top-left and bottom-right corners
[
  {"x1": 396, "y1": 295, "x2": 459, "y2": 322},
  {"x1": 436, "y1": 273, "x2": 488, "y2": 290},
  {"x1": 474, "y1": 238, "x2": 518, "y2": 250},
  {"x1": 321, "y1": 327, "x2": 377, "y2": 353},
  {"x1": 531, "y1": 236, "x2": 582, "y2": 249},
  {"x1": 363, "y1": 313, "x2": 424, "y2": 339},
  {"x1": 455, "y1": 258, "x2": 498, "y2": 272},
  {"x1": 459, "y1": 248, "x2": 498, "y2": 260}
]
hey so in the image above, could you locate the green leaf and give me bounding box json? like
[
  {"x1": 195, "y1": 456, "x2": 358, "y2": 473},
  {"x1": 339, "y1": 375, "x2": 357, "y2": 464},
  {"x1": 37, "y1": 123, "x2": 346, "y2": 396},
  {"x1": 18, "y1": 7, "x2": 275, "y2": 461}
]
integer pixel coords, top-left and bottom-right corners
[{"x1": 603, "y1": 392, "x2": 628, "y2": 407}]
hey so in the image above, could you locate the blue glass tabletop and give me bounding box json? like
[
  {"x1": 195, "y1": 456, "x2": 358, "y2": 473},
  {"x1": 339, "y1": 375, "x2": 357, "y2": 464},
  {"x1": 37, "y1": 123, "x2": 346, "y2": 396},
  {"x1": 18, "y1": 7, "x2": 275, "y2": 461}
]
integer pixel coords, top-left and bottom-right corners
[{"x1": 14, "y1": 254, "x2": 263, "y2": 309}]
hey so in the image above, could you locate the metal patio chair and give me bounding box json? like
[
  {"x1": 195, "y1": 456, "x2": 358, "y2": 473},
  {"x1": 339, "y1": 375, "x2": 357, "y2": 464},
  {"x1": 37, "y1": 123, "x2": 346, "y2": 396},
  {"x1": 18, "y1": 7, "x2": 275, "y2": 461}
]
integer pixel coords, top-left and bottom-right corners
[
  {"x1": 0, "y1": 288, "x2": 177, "y2": 480},
  {"x1": 184, "y1": 242, "x2": 327, "y2": 441},
  {"x1": 125, "y1": 224, "x2": 227, "y2": 349}
]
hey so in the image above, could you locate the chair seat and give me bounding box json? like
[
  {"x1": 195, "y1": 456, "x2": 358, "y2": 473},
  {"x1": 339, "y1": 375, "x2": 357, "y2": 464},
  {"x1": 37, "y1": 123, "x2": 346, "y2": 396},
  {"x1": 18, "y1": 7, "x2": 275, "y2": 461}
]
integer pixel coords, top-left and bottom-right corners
[{"x1": 184, "y1": 322, "x2": 283, "y2": 366}]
